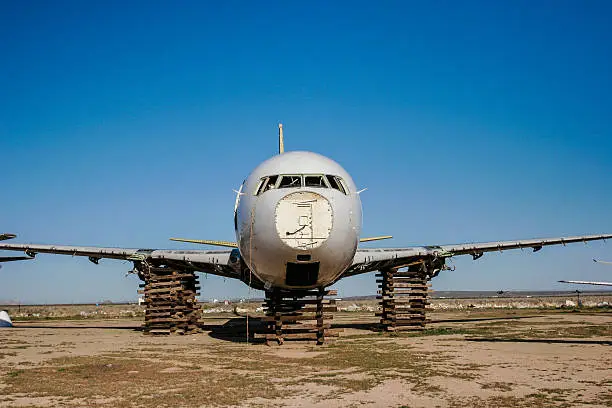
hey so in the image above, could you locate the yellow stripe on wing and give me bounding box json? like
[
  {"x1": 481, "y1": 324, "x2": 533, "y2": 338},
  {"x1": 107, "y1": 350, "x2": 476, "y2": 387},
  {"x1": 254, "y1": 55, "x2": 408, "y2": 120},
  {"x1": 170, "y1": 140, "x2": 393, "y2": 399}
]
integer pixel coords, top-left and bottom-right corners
[
  {"x1": 169, "y1": 238, "x2": 238, "y2": 248},
  {"x1": 359, "y1": 235, "x2": 393, "y2": 243}
]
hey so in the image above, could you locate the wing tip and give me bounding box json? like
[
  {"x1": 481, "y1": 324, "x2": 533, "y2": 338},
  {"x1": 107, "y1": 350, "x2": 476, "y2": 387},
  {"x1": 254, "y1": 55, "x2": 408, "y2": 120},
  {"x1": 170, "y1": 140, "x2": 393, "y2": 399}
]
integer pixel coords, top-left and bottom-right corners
[{"x1": 0, "y1": 233, "x2": 17, "y2": 241}]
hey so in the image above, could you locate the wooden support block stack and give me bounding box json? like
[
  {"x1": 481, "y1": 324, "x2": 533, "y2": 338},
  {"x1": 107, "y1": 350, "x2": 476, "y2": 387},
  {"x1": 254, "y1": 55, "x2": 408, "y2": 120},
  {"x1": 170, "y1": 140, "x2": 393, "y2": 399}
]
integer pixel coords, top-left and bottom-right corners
[
  {"x1": 257, "y1": 289, "x2": 340, "y2": 345},
  {"x1": 140, "y1": 266, "x2": 202, "y2": 335},
  {"x1": 376, "y1": 268, "x2": 432, "y2": 331}
]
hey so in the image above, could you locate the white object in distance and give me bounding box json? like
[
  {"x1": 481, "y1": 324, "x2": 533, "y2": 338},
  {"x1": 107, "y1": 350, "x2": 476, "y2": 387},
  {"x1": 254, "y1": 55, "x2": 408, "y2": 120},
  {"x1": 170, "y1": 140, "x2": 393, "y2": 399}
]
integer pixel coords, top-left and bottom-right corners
[{"x1": 0, "y1": 310, "x2": 13, "y2": 328}]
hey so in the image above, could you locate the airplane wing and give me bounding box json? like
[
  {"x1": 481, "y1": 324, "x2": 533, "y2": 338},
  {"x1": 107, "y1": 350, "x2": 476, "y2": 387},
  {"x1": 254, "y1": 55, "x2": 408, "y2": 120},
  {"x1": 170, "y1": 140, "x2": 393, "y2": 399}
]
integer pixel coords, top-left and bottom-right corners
[
  {"x1": 558, "y1": 280, "x2": 612, "y2": 287},
  {"x1": 345, "y1": 234, "x2": 612, "y2": 277},
  {"x1": 0, "y1": 256, "x2": 34, "y2": 262},
  {"x1": 0, "y1": 242, "x2": 240, "y2": 279}
]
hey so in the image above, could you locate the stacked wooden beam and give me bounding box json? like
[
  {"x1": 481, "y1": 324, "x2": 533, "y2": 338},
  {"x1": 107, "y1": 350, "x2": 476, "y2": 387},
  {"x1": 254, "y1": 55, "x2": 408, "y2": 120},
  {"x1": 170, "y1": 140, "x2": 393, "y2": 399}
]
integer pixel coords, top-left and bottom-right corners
[
  {"x1": 377, "y1": 269, "x2": 431, "y2": 331},
  {"x1": 139, "y1": 266, "x2": 202, "y2": 335},
  {"x1": 257, "y1": 289, "x2": 340, "y2": 345}
]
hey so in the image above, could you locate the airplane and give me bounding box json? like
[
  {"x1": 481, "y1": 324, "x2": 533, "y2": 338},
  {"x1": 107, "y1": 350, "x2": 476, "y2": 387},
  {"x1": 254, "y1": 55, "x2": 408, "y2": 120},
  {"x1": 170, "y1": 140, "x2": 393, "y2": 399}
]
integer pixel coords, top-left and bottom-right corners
[
  {"x1": 0, "y1": 234, "x2": 33, "y2": 268},
  {"x1": 558, "y1": 280, "x2": 612, "y2": 287},
  {"x1": 558, "y1": 259, "x2": 612, "y2": 286},
  {"x1": 1, "y1": 124, "x2": 611, "y2": 342}
]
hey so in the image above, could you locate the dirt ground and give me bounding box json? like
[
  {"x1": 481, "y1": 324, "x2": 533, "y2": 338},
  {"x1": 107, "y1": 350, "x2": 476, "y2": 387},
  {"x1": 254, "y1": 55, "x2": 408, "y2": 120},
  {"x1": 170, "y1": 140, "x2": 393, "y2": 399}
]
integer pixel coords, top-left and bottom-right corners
[{"x1": 0, "y1": 308, "x2": 610, "y2": 407}]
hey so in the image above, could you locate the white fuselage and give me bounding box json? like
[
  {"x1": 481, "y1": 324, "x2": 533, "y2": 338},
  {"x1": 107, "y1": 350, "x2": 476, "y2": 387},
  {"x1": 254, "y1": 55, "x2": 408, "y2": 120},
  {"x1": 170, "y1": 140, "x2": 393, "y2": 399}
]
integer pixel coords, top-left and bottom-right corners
[{"x1": 235, "y1": 151, "x2": 362, "y2": 290}]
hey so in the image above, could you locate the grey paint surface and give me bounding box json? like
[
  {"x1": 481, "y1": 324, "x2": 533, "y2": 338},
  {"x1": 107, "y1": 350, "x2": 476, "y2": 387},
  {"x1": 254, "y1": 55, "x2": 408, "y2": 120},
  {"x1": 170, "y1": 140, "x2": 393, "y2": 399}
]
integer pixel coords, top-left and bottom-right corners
[
  {"x1": 235, "y1": 151, "x2": 361, "y2": 289},
  {"x1": 346, "y1": 234, "x2": 612, "y2": 277}
]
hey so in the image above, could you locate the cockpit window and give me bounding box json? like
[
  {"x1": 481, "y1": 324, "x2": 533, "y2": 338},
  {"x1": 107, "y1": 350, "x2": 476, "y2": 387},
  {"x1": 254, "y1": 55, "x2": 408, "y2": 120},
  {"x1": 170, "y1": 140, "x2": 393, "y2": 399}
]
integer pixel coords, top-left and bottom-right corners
[
  {"x1": 264, "y1": 175, "x2": 278, "y2": 191},
  {"x1": 256, "y1": 174, "x2": 347, "y2": 195},
  {"x1": 255, "y1": 175, "x2": 280, "y2": 195},
  {"x1": 304, "y1": 175, "x2": 328, "y2": 188},
  {"x1": 278, "y1": 175, "x2": 302, "y2": 188},
  {"x1": 255, "y1": 178, "x2": 267, "y2": 195},
  {"x1": 326, "y1": 175, "x2": 347, "y2": 194}
]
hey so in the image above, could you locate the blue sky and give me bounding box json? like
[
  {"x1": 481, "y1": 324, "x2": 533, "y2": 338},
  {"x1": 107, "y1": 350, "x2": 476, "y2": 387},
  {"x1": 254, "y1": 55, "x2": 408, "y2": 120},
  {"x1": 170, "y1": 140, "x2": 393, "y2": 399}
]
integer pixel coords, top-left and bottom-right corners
[{"x1": 1, "y1": 1, "x2": 611, "y2": 303}]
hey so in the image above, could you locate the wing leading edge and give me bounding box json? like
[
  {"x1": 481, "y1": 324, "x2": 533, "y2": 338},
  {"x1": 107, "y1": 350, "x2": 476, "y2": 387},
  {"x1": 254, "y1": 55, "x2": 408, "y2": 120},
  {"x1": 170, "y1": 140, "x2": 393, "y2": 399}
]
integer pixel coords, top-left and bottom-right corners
[{"x1": 346, "y1": 234, "x2": 612, "y2": 277}]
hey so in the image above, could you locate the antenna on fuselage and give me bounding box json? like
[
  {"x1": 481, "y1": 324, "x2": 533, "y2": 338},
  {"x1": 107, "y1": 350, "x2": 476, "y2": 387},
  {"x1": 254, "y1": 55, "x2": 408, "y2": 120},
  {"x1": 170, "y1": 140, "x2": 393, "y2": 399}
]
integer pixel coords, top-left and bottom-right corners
[{"x1": 278, "y1": 123, "x2": 284, "y2": 154}]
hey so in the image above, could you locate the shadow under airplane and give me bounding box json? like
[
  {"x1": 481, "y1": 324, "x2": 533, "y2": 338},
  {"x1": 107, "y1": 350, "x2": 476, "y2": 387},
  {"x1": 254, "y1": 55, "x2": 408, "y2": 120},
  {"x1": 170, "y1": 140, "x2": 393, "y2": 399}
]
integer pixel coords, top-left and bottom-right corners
[
  {"x1": 430, "y1": 315, "x2": 546, "y2": 324},
  {"x1": 11, "y1": 323, "x2": 141, "y2": 331},
  {"x1": 465, "y1": 337, "x2": 611, "y2": 346}
]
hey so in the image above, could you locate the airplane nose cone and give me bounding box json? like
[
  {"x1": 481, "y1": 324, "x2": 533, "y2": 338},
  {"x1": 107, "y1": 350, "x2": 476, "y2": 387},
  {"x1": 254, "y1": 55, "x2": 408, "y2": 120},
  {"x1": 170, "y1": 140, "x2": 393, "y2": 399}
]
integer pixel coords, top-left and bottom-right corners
[{"x1": 275, "y1": 191, "x2": 333, "y2": 250}]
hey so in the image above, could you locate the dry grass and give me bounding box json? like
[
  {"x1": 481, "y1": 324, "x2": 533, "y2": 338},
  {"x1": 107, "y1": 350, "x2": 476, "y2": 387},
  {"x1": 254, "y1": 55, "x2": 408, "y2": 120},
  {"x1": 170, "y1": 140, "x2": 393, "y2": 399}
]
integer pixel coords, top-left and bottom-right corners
[
  {"x1": 1, "y1": 332, "x2": 483, "y2": 406},
  {"x1": 3, "y1": 334, "x2": 485, "y2": 407},
  {"x1": 480, "y1": 382, "x2": 514, "y2": 392},
  {"x1": 446, "y1": 394, "x2": 574, "y2": 408},
  {"x1": 0, "y1": 351, "x2": 18, "y2": 359},
  {"x1": 1, "y1": 307, "x2": 610, "y2": 407},
  {"x1": 5, "y1": 355, "x2": 284, "y2": 407}
]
